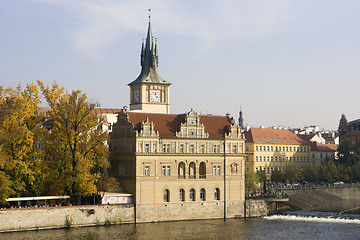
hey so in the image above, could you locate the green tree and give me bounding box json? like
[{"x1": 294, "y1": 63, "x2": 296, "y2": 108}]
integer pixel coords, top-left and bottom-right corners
[
  {"x1": 38, "y1": 81, "x2": 109, "y2": 203},
  {"x1": 319, "y1": 160, "x2": 339, "y2": 182},
  {"x1": 301, "y1": 164, "x2": 319, "y2": 183},
  {"x1": 245, "y1": 171, "x2": 259, "y2": 192},
  {"x1": 271, "y1": 168, "x2": 283, "y2": 184},
  {"x1": 285, "y1": 166, "x2": 300, "y2": 184}
]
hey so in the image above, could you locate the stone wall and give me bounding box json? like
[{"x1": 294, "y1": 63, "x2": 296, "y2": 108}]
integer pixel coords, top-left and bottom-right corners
[
  {"x1": 0, "y1": 204, "x2": 134, "y2": 232},
  {"x1": 244, "y1": 199, "x2": 268, "y2": 217},
  {"x1": 136, "y1": 200, "x2": 245, "y2": 223}
]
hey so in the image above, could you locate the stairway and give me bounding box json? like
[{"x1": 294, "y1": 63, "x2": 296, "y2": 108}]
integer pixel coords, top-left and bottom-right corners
[{"x1": 285, "y1": 189, "x2": 341, "y2": 211}]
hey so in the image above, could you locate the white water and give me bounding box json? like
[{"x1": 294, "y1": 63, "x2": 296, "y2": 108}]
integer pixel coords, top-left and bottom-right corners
[{"x1": 265, "y1": 213, "x2": 360, "y2": 225}]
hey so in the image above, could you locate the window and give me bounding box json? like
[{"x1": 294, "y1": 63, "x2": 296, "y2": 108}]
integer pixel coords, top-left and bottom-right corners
[
  {"x1": 200, "y1": 144, "x2": 205, "y2": 153},
  {"x1": 267, "y1": 167, "x2": 270, "y2": 173},
  {"x1": 217, "y1": 165, "x2": 221, "y2": 175},
  {"x1": 216, "y1": 145, "x2": 220, "y2": 153},
  {"x1": 213, "y1": 165, "x2": 221, "y2": 175},
  {"x1": 259, "y1": 146, "x2": 262, "y2": 151},
  {"x1": 153, "y1": 143, "x2": 157, "y2": 153},
  {"x1": 275, "y1": 156, "x2": 278, "y2": 162},
  {"x1": 179, "y1": 189, "x2": 185, "y2": 202},
  {"x1": 213, "y1": 145, "x2": 217, "y2": 153},
  {"x1": 246, "y1": 156, "x2": 249, "y2": 162},
  {"x1": 144, "y1": 165, "x2": 150, "y2": 176},
  {"x1": 289, "y1": 157, "x2": 292, "y2": 162},
  {"x1": 271, "y1": 156, "x2": 273, "y2": 162},
  {"x1": 275, "y1": 146, "x2": 278, "y2": 151},
  {"x1": 178, "y1": 162, "x2": 186, "y2": 179},
  {"x1": 267, "y1": 156, "x2": 270, "y2": 162},
  {"x1": 213, "y1": 165, "x2": 217, "y2": 175},
  {"x1": 199, "y1": 162, "x2": 206, "y2": 178},
  {"x1": 200, "y1": 188, "x2": 206, "y2": 201},
  {"x1": 138, "y1": 143, "x2": 143, "y2": 153},
  {"x1": 189, "y1": 162, "x2": 196, "y2": 178},
  {"x1": 256, "y1": 156, "x2": 258, "y2": 162},
  {"x1": 190, "y1": 144, "x2": 195, "y2": 153},
  {"x1": 233, "y1": 145, "x2": 237, "y2": 153},
  {"x1": 189, "y1": 189, "x2": 195, "y2": 201},
  {"x1": 214, "y1": 188, "x2": 220, "y2": 200},
  {"x1": 163, "y1": 144, "x2": 170, "y2": 153},
  {"x1": 145, "y1": 144, "x2": 149, "y2": 153},
  {"x1": 271, "y1": 146, "x2": 273, "y2": 151},
  {"x1": 256, "y1": 146, "x2": 258, "y2": 151},
  {"x1": 180, "y1": 144, "x2": 184, "y2": 153},
  {"x1": 163, "y1": 189, "x2": 170, "y2": 202},
  {"x1": 162, "y1": 165, "x2": 171, "y2": 176},
  {"x1": 267, "y1": 146, "x2": 270, "y2": 151}
]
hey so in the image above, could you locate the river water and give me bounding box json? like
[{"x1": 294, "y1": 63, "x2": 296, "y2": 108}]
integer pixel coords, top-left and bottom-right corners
[{"x1": 1, "y1": 213, "x2": 360, "y2": 240}]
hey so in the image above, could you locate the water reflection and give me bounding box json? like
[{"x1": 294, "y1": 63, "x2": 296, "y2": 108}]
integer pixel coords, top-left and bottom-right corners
[{"x1": 1, "y1": 216, "x2": 360, "y2": 240}]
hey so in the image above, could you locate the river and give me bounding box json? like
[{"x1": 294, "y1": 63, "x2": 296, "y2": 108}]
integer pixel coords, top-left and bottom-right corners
[{"x1": 1, "y1": 213, "x2": 360, "y2": 240}]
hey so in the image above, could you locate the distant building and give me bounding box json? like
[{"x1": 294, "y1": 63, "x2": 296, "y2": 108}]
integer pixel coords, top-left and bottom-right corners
[
  {"x1": 310, "y1": 142, "x2": 337, "y2": 164},
  {"x1": 245, "y1": 128, "x2": 312, "y2": 179}
]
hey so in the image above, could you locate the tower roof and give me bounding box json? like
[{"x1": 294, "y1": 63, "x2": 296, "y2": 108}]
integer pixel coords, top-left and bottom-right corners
[{"x1": 128, "y1": 18, "x2": 171, "y2": 85}]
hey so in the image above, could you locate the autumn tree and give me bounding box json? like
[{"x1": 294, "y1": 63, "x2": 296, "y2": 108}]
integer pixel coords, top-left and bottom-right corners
[
  {"x1": 0, "y1": 83, "x2": 46, "y2": 201},
  {"x1": 38, "y1": 81, "x2": 109, "y2": 203}
]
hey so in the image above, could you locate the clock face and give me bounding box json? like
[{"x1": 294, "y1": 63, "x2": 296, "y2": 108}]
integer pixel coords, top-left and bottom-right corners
[
  {"x1": 150, "y1": 91, "x2": 161, "y2": 102},
  {"x1": 134, "y1": 91, "x2": 140, "y2": 103}
]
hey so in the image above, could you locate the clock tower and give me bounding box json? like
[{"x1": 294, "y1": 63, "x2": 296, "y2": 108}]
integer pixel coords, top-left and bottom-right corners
[{"x1": 128, "y1": 16, "x2": 171, "y2": 114}]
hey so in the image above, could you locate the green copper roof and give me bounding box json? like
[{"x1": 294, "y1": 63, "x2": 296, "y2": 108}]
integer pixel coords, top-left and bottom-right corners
[{"x1": 128, "y1": 20, "x2": 171, "y2": 86}]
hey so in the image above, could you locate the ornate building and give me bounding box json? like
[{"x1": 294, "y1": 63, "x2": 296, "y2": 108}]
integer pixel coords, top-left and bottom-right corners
[{"x1": 109, "y1": 18, "x2": 246, "y2": 222}]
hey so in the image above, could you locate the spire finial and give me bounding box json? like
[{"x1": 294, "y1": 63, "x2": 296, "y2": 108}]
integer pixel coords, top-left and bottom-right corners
[{"x1": 148, "y1": 8, "x2": 151, "y2": 22}]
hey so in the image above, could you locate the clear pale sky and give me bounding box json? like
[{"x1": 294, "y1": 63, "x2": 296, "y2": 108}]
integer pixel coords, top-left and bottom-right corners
[{"x1": 1, "y1": 0, "x2": 360, "y2": 130}]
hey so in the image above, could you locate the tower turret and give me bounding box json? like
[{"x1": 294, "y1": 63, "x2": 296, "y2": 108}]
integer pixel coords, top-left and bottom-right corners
[{"x1": 128, "y1": 14, "x2": 171, "y2": 114}]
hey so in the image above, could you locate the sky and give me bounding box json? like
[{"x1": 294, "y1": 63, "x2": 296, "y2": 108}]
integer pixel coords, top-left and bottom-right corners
[{"x1": 1, "y1": 0, "x2": 360, "y2": 131}]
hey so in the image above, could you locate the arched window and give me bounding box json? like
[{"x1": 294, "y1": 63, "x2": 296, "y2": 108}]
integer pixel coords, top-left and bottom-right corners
[
  {"x1": 214, "y1": 188, "x2": 220, "y2": 200},
  {"x1": 199, "y1": 162, "x2": 206, "y2": 179},
  {"x1": 200, "y1": 188, "x2": 206, "y2": 201},
  {"x1": 189, "y1": 188, "x2": 195, "y2": 201},
  {"x1": 189, "y1": 162, "x2": 196, "y2": 179},
  {"x1": 179, "y1": 189, "x2": 185, "y2": 202},
  {"x1": 178, "y1": 162, "x2": 186, "y2": 179},
  {"x1": 163, "y1": 189, "x2": 170, "y2": 202}
]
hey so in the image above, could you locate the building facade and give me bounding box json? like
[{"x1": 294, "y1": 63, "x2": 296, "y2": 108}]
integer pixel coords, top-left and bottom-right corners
[
  {"x1": 245, "y1": 128, "x2": 312, "y2": 179},
  {"x1": 338, "y1": 114, "x2": 360, "y2": 144},
  {"x1": 109, "y1": 18, "x2": 246, "y2": 222}
]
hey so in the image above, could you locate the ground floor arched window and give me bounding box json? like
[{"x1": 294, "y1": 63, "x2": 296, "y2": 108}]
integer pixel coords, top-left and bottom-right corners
[
  {"x1": 163, "y1": 189, "x2": 170, "y2": 202},
  {"x1": 189, "y1": 188, "x2": 195, "y2": 201},
  {"x1": 200, "y1": 188, "x2": 206, "y2": 201},
  {"x1": 214, "y1": 188, "x2": 220, "y2": 200},
  {"x1": 179, "y1": 189, "x2": 185, "y2": 202}
]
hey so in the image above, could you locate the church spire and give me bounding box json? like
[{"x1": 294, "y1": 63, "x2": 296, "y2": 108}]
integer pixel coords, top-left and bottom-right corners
[
  {"x1": 238, "y1": 105, "x2": 244, "y2": 129},
  {"x1": 129, "y1": 13, "x2": 171, "y2": 85}
]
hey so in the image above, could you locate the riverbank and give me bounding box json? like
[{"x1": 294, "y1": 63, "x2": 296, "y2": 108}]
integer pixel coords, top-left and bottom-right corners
[{"x1": 0, "y1": 199, "x2": 269, "y2": 233}]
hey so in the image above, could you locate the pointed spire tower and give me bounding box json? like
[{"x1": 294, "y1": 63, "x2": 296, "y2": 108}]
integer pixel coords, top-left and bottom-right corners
[
  {"x1": 238, "y1": 105, "x2": 244, "y2": 129},
  {"x1": 128, "y1": 12, "x2": 171, "y2": 114}
]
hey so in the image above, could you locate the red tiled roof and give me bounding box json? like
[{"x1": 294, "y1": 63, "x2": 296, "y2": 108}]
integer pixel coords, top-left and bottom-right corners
[
  {"x1": 127, "y1": 112, "x2": 231, "y2": 139},
  {"x1": 311, "y1": 142, "x2": 338, "y2": 152},
  {"x1": 245, "y1": 128, "x2": 310, "y2": 144},
  {"x1": 92, "y1": 108, "x2": 122, "y2": 114}
]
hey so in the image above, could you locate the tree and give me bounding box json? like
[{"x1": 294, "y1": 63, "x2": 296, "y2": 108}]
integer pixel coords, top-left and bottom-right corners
[
  {"x1": 319, "y1": 160, "x2": 339, "y2": 182},
  {"x1": 285, "y1": 166, "x2": 300, "y2": 184},
  {"x1": 301, "y1": 164, "x2": 319, "y2": 183},
  {"x1": 245, "y1": 170, "x2": 260, "y2": 192},
  {"x1": 38, "y1": 81, "x2": 110, "y2": 203},
  {"x1": 0, "y1": 83, "x2": 46, "y2": 200},
  {"x1": 271, "y1": 168, "x2": 283, "y2": 184}
]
